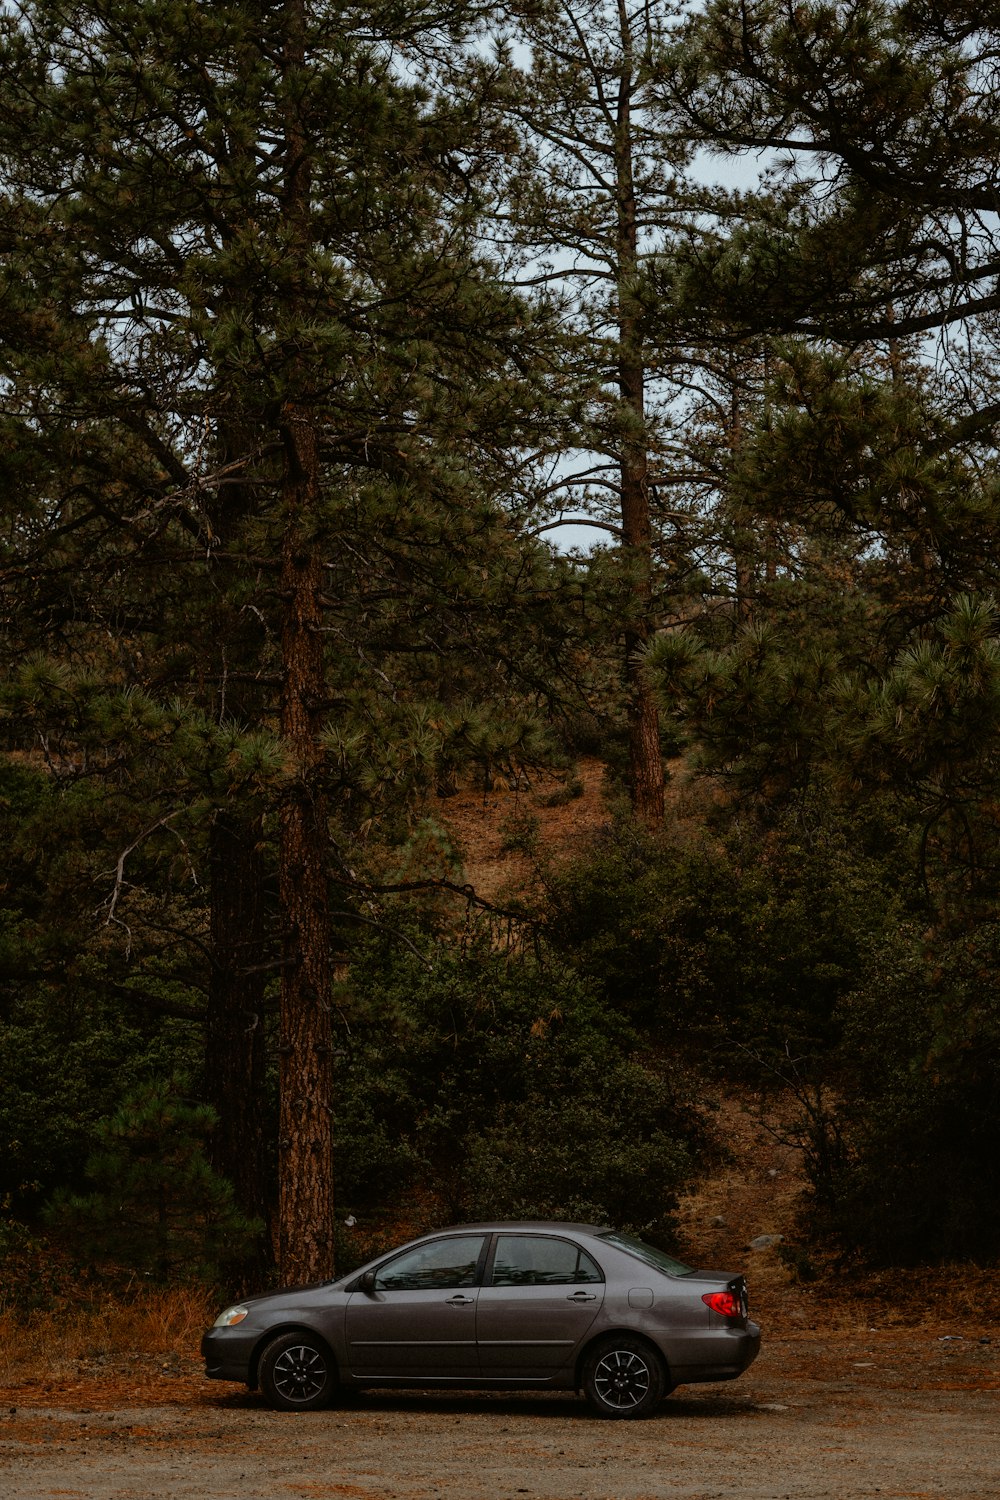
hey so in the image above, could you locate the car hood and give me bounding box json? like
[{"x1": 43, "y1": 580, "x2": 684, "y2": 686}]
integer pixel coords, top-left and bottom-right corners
[{"x1": 235, "y1": 1280, "x2": 342, "y2": 1311}]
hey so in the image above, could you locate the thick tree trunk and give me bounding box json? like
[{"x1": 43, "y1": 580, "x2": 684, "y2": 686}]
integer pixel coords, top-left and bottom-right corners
[
  {"x1": 206, "y1": 809, "x2": 271, "y2": 1287},
  {"x1": 202, "y1": 383, "x2": 274, "y2": 1286},
  {"x1": 273, "y1": 0, "x2": 336, "y2": 1285},
  {"x1": 276, "y1": 411, "x2": 335, "y2": 1285}
]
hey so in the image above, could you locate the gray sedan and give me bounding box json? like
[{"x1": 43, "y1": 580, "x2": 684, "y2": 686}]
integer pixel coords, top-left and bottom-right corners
[{"x1": 202, "y1": 1220, "x2": 761, "y2": 1419}]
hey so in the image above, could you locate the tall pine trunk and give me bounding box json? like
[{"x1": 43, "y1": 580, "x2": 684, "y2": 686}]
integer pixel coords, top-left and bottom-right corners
[
  {"x1": 619, "y1": 345, "x2": 664, "y2": 826},
  {"x1": 275, "y1": 0, "x2": 335, "y2": 1284},
  {"x1": 203, "y1": 400, "x2": 274, "y2": 1286},
  {"x1": 206, "y1": 809, "x2": 271, "y2": 1287},
  {"x1": 277, "y1": 423, "x2": 334, "y2": 1282},
  {"x1": 616, "y1": 5, "x2": 664, "y2": 828}
]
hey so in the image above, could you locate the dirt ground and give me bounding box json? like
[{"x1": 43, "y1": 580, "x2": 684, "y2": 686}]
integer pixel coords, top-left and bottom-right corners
[{"x1": 2, "y1": 1308, "x2": 998, "y2": 1500}]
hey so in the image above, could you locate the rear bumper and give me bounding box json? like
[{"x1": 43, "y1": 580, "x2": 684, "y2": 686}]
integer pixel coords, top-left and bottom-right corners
[{"x1": 670, "y1": 1320, "x2": 761, "y2": 1386}]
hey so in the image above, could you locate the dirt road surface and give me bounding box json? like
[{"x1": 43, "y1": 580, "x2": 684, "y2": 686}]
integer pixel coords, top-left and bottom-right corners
[{"x1": 2, "y1": 1325, "x2": 998, "y2": 1500}]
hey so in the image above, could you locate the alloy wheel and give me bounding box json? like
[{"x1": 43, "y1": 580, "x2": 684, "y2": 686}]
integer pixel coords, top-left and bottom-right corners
[
  {"x1": 271, "y1": 1343, "x2": 329, "y2": 1404},
  {"x1": 592, "y1": 1347, "x2": 653, "y2": 1411}
]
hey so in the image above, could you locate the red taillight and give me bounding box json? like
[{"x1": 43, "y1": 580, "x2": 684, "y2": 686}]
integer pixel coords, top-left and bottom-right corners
[{"x1": 702, "y1": 1290, "x2": 741, "y2": 1318}]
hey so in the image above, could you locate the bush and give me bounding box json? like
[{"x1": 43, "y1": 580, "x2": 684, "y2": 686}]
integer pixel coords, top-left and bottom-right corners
[
  {"x1": 818, "y1": 926, "x2": 1000, "y2": 1264},
  {"x1": 0, "y1": 1217, "x2": 73, "y2": 1311},
  {"x1": 458, "y1": 1057, "x2": 695, "y2": 1241},
  {"x1": 542, "y1": 810, "x2": 906, "y2": 1075},
  {"x1": 333, "y1": 927, "x2": 708, "y2": 1245},
  {"x1": 45, "y1": 1078, "x2": 260, "y2": 1282}
]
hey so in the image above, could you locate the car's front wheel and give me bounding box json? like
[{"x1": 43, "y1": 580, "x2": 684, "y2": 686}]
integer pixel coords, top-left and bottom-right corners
[
  {"x1": 581, "y1": 1336, "x2": 667, "y2": 1419},
  {"x1": 259, "y1": 1332, "x2": 337, "y2": 1412}
]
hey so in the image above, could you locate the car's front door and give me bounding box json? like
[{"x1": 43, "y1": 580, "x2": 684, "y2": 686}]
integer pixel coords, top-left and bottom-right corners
[
  {"x1": 476, "y1": 1233, "x2": 605, "y2": 1378},
  {"x1": 345, "y1": 1233, "x2": 486, "y2": 1379}
]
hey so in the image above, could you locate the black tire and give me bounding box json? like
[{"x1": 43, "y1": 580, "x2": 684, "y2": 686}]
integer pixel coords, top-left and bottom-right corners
[
  {"x1": 581, "y1": 1336, "x2": 667, "y2": 1419},
  {"x1": 258, "y1": 1332, "x2": 337, "y2": 1412}
]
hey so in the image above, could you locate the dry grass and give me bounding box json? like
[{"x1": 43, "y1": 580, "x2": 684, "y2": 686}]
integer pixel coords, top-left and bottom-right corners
[{"x1": 0, "y1": 1284, "x2": 215, "y2": 1386}]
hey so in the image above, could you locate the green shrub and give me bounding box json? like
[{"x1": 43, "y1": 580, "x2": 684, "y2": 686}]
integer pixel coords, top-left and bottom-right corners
[
  {"x1": 45, "y1": 1078, "x2": 260, "y2": 1282},
  {"x1": 0, "y1": 1217, "x2": 72, "y2": 1310},
  {"x1": 333, "y1": 927, "x2": 707, "y2": 1245},
  {"x1": 458, "y1": 1056, "x2": 695, "y2": 1242},
  {"x1": 818, "y1": 927, "x2": 1000, "y2": 1263},
  {"x1": 542, "y1": 811, "x2": 907, "y2": 1075}
]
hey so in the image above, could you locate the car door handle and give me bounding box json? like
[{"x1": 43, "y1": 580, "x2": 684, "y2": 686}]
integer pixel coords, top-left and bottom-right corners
[
  {"x1": 566, "y1": 1291, "x2": 598, "y2": 1302},
  {"x1": 446, "y1": 1294, "x2": 476, "y2": 1306}
]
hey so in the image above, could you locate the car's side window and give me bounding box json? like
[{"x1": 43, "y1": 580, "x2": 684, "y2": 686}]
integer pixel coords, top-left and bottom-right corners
[
  {"x1": 491, "y1": 1234, "x2": 604, "y2": 1287},
  {"x1": 374, "y1": 1235, "x2": 486, "y2": 1291}
]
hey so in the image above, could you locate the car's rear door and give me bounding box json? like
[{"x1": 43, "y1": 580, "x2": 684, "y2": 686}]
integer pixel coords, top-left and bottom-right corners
[
  {"x1": 345, "y1": 1233, "x2": 486, "y2": 1379},
  {"x1": 476, "y1": 1232, "x2": 605, "y2": 1379}
]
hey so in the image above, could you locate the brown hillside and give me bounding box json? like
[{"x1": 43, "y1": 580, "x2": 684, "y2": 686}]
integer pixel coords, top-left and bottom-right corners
[
  {"x1": 435, "y1": 763, "x2": 1000, "y2": 1332},
  {"x1": 439, "y1": 756, "x2": 612, "y2": 902}
]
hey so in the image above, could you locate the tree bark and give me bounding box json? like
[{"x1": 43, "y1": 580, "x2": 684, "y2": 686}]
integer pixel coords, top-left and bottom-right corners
[
  {"x1": 616, "y1": 4, "x2": 664, "y2": 828},
  {"x1": 272, "y1": 0, "x2": 336, "y2": 1285},
  {"x1": 276, "y1": 410, "x2": 335, "y2": 1284},
  {"x1": 206, "y1": 808, "x2": 271, "y2": 1287},
  {"x1": 619, "y1": 351, "x2": 665, "y2": 826}
]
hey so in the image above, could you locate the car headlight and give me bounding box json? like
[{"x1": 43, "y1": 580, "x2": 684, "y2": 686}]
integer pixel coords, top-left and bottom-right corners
[{"x1": 213, "y1": 1305, "x2": 249, "y2": 1328}]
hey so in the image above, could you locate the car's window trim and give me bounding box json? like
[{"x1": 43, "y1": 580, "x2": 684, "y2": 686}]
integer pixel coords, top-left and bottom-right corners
[
  {"x1": 484, "y1": 1231, "x2": 606, "y2": 1288},
  {"x1": 345, "y1": 1232, "x2": 491, "y2": 1294}
]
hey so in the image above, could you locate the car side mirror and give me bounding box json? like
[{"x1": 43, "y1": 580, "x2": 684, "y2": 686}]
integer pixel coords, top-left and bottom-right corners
[{"x1": 360, "y1": 1270, "x2": 377, "y2": 1295}]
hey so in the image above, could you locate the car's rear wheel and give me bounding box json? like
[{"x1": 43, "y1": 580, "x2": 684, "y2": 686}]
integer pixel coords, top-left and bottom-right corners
[
  {"x1": 581, "y1": 1336, "x2": 667, "y2": 1419},
  {"x1": 259, "y1": 1332, "x2": 336, "y2": 1412}
]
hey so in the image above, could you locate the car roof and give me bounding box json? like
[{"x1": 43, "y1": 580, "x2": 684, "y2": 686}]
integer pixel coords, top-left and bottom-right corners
[{"x1": 427, "y1": 1221, "x2": 611, "y2": 1236}]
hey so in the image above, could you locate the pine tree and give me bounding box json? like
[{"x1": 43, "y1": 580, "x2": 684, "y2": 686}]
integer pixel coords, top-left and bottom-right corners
[
  {"x1": 46, "y1": 1079, "x2": 259, "y2": 1281},
  {"x1": 0, "y1": 0, "x2": 562, "y2": 1281},
  {"x1": 661, "y1": 0, "x2": 1000, "y2": 441},
  {"x1": 646, "y1": 341, "x2": 1000, "y2": 807},
  {"x1": 497, "y1": 0, "x2": 704, "y2": 825}
]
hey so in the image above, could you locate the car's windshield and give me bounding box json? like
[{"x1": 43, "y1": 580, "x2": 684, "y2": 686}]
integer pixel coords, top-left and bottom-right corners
[{"x1": 600, "y1": 1232, "x2": 694, "y2": 1277}]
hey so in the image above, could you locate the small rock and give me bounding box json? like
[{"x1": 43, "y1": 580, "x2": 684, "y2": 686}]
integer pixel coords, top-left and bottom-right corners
[
  {"x1": 710, "y1": 1215, "x2": 729, "y2": 1228},
  {"x1": 748, "y1": 1233, "x2": 783, "y2": 1250}
]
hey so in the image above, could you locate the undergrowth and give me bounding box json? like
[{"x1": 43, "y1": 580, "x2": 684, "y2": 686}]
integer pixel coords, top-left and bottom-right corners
[{"x1": 0, "y1": 1283, "x2": 214, "y2": 1385}]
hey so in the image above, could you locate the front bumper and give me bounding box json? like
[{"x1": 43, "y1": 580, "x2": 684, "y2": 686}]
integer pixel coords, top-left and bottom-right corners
[{"x1": 201, "y1": 1326, "x2": 259, "y2": 1384}]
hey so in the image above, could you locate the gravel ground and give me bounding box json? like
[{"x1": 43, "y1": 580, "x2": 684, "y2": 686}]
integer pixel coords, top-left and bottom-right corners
[{"x1": 2, "y1": 1326, "x2": 998, "y2": 1500}]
